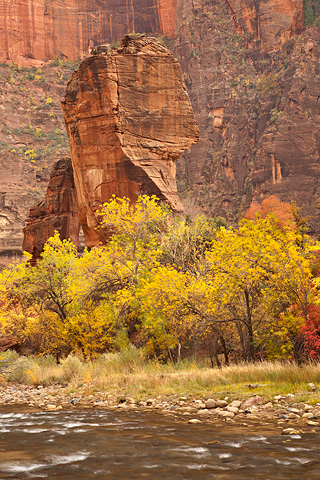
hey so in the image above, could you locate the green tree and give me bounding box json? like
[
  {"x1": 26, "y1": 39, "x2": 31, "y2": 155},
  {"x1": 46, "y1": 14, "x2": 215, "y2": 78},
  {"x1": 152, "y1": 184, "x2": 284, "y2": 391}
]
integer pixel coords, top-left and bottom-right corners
[{"x1": 304, "y1": 0, "x2": 316, "y2": 25}]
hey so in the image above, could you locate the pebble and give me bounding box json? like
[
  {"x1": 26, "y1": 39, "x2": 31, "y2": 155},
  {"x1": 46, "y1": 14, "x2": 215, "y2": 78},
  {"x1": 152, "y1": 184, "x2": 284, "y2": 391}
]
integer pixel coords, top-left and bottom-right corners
[
  {"x1": 226, "y1": 406, "x2": 239, "y2": 414},
  {"x1": 304, "y1": 404, "x2": 314, "y2": 411},
  {"x1": 307, "y1": 420, "x2": 319, "y2": 426},
  {"x1": 188, "y1": 418, "x2": 201, "y2": 424},
  {"x1": 243, "y1": 396, "x2": 264, "y2": 407},
  {"x1": 197, "y1": 409, "x2": 210, "y2": 416},
  {"x1": 302, "y1": 412, "x2": 313, "y2": 419},
  {"x1": 288, "y1": 408, "x2": 300, "y2": 414}
]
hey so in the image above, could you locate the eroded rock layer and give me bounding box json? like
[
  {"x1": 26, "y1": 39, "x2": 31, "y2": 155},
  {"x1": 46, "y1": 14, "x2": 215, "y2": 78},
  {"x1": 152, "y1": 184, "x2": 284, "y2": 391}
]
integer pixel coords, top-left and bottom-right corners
[
  {"x1": 23, "y1": 157, "x2": 79, "y2": 261},
  {"x1": 174, "y1": 0, "x2": 320, "y2": 231},
  {"x1": 62, "y1": 35, "x2": 199, "y2": 247},
  {"x1": 0, "y1": 0, "x2": 177, "y2": 65}
]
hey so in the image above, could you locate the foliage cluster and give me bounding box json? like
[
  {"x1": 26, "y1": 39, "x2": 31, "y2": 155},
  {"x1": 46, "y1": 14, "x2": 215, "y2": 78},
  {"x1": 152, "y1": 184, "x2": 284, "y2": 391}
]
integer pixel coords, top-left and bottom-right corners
[
  {"x1": 0, "y1": 195, "x2": 320, "y2": 366},
  {"x1": 304, "y1": 0, "x2": 320, "y2": 26}
]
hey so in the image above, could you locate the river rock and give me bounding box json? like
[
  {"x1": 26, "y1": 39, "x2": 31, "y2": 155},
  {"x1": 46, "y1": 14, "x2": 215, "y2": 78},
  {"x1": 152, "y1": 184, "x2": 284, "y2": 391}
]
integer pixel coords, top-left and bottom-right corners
[
  {"x1": 205, "y1": 399, "x2": 217, "y2": 409},
  {"x1": 226, "y1": 406, "x2": 239, "y2": 414},
  {"x1": 218, "y1": 411, "x2": 235, "y2": 419},
  {"x1": 197, "y1": 409, "x2": 210, "y2": 416},
  {"x1": 304, "y1": 405, "x2": 314, "y2": 411},
  {"x1": 302, "y1": 412, "x2": 314, "y2": 419},
  {"x1": 287, "y1": 412, "x2": 300, "y2": 419},
  {"x1": 243, "y1": 396, "x2": 264, "y2": 407},
  {"x1": 288, "y1": 408, "x2": 301, "y2": 414},
  {"x1": 282, "y1": 428, "x2": 300, "y2": 435},
  {"x1": 229, "y1": 400, "x2": 241, "y2": 408},
  {"x1": 215, "y1": 400, "x2": 228, "y2": 408},
  {"x1": 188, "y1": 419, "x2": 201, "y2": 424},
  {"x1": 307, "y1": 420, "x2": 319, "y2": 426}
]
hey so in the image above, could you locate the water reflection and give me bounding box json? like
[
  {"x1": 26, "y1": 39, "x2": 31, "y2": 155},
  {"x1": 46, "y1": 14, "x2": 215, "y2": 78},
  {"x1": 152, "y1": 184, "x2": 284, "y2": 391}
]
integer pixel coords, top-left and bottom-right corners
[{"x1": 0, "y1": 408, "x2": 319, "y2": 479}]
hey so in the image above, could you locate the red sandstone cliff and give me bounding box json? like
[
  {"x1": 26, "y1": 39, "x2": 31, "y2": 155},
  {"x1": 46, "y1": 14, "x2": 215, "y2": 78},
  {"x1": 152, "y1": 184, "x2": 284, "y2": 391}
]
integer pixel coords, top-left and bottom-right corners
[
  {"x1": 0, "y1": 0, "x2": 177, "y2": 65},
  {"x1": 2, "y1": 0, "x2": 320, "y2": 263},
  {"x1": 62, "y1": 35, "x2": 199, "y2": 247},
  {"x1": 174, "y1": 0, "x2": 320, "y2": 230}
]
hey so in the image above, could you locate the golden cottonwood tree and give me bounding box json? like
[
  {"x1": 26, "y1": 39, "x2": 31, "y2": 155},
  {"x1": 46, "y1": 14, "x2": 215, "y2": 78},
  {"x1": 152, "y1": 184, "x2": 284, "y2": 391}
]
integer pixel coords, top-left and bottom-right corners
[
  {"x1": 0, "y1": 233, "x2": 78, "y2": 356},
  {"x1": 204, "y1": 215, "x2": 313, "y2": 360}
]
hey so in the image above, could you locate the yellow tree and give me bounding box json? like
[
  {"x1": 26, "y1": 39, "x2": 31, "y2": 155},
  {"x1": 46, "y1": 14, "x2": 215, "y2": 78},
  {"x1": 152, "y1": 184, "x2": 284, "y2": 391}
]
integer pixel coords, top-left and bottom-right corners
[
  {"x1": 0, "y1": 233, "x2": 78, "y2": 356},
  {"x1": 204, "y1": 215, "x2": 314, "y2": 360}
]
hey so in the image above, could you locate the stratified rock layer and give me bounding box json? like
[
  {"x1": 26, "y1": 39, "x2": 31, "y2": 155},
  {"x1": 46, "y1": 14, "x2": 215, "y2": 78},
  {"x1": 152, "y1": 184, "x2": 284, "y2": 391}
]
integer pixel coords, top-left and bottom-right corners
[
  {"x1": 62, "y1": 35, "x2": 199, "y2": 247},
  {"x1": 23, "y1": 157, "x2": 79, "y2": 261},
  {"x1": 174, "y1": 0, "x2": 320, "y2": 231},
  {"x1": 0, "y1": 0, "x2": 177, "y2": 65}
]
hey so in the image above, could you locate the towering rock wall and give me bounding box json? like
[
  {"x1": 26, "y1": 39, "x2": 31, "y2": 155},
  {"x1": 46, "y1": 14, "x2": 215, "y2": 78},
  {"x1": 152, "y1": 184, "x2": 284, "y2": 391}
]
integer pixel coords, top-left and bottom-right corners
[
  {"x1": 0, "y1": 0, "x2": 177, "y2": 65},
  {"x1": 226, "y1": 0, "x2": 304, "y2": 52},
  {"x1": 174, "y1": 0, "x2": 320, "y2": 231},
  {"x1": 61, "y1": 35, "x2": 198, "y2": 247},
  {"x1": 2, "y1": 0, "x2": 320, "y2": 263}
]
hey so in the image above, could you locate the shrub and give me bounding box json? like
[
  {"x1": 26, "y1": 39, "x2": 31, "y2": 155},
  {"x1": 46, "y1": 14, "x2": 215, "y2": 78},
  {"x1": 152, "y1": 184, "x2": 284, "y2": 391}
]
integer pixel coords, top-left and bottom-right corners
[{"x1": 60, "y1": 354, "x2": 85, "y2": 381}]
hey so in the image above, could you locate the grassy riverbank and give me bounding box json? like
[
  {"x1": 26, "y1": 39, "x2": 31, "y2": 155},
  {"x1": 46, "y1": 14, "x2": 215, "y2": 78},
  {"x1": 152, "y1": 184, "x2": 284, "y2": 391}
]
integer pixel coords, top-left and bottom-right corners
[{"x1": 1, "y1": 350, "x2": 320, "y2": 405}]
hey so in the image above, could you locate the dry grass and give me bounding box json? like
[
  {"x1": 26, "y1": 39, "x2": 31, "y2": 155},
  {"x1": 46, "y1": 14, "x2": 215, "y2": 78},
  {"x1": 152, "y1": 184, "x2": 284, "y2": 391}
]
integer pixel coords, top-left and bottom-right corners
[{"x1": 2, "y1": 350, "x2": 320, "y2": 403}]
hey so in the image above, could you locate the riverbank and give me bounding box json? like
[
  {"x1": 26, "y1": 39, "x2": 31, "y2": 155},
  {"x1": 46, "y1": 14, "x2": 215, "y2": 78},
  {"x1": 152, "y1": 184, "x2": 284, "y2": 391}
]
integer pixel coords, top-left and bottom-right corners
[{"x1": 1, "y1": 356, "x2": 320, "y2": 435}]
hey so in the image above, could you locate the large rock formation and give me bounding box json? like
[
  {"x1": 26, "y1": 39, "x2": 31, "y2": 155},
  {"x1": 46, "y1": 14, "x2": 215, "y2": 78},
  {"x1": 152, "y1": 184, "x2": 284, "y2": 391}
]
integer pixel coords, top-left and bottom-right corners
[
  {"x1": 23, "y1": 157, "x2": 79, "y2": 261},
  {"x1": 0, "y1": 0, "x2": 177, "y2": 65},
  {"x1": 62, "y1": 35, "x2": 199, "y2": 247}
]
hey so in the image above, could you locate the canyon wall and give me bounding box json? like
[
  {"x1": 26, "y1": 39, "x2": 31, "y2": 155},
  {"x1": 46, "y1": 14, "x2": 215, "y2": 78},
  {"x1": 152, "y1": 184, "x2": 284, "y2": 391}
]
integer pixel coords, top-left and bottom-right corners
[
  {"x1": 0, "y1": 0, "x2": 177, "y2": 65},
  {"x1": 174, "y1": 0, "x2": 320, "y2": 231},
  {"x1": 1, "y1": 0, "x2": 320, "y2": 263}
]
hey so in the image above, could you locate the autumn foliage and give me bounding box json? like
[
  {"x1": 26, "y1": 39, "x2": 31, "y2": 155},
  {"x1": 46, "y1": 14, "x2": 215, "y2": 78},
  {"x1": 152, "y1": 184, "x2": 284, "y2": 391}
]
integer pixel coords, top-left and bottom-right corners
[
  {"x1": 0, "y1": 195, "x2": 319, "y2": 364},
  {"x1": 245, "y1": 196, "x2": 296, "y2": 230}
]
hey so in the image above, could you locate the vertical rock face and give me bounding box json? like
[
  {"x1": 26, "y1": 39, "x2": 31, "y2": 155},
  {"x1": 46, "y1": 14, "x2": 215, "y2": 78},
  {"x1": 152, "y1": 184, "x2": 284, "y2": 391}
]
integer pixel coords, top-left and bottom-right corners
[
  {"x1": 173, "y1": 0, "x2": 320, "y2": 231},
  {"x1": 227, "y1": 0, "x2": 304, "y2": 52},
  {"x1": 62, "y1": 35, "x2": 199, "y2": 247},
  {"x1": 0, "y1": 0, "x2": 177, "y2": 65},
  {"x1": 23, "y1": 157, "x2": 79, "y2": 261}
]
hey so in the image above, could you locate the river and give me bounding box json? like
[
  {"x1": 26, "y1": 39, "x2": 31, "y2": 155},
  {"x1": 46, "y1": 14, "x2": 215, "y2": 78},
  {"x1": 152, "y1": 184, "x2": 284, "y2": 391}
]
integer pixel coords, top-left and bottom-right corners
[{"x1": 0, "y1": 407, "x2": 319, "y2": 479}]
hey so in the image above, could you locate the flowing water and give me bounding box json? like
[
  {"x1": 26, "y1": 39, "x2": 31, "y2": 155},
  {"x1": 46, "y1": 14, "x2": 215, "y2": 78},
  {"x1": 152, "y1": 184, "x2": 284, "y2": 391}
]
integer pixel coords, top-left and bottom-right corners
[{"x1": 0, "y1": 407, "x2": 320, "y2": 479}]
